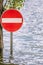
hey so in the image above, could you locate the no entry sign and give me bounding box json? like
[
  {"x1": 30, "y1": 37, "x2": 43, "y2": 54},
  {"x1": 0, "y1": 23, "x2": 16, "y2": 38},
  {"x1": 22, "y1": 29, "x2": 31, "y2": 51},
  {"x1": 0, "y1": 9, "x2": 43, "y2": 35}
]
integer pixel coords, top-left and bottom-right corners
[{"x1": 1, "y1": 9, "x2": 23, "y2": 32}]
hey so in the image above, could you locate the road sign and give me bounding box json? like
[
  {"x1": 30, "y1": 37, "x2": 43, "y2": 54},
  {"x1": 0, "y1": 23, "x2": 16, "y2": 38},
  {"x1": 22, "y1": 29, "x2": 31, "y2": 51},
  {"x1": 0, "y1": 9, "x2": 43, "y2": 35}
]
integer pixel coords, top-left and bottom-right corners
[{"x1": 1, "y1": 9, "x2": 23, "y2": 32}]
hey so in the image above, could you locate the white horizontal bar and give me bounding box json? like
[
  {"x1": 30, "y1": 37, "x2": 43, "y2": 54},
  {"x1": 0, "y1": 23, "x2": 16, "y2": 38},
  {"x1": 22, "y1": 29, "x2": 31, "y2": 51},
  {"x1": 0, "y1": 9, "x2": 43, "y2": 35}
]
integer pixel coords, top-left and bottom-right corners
[{"x1": 2, "y1": 18, "x2": 22, "y2": 23}]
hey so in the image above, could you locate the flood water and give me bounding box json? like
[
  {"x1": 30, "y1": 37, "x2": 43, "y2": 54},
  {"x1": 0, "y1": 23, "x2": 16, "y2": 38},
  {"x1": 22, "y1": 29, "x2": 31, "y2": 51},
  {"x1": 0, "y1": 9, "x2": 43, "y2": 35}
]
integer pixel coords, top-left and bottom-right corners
[{"x1": 1, "y1": 0, "x2": 43, "y2": 65}]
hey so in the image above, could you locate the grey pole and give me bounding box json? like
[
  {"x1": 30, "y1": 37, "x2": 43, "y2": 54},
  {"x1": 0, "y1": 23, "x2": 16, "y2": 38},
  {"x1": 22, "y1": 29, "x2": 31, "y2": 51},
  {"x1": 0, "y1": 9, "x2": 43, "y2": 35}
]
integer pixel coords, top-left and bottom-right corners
[
  {"x1": 10, "y1": 32, "x2": 13, "y2": 57},
  {"x1": 9, "y1": 32, "x2": 14, "y2": 63}
]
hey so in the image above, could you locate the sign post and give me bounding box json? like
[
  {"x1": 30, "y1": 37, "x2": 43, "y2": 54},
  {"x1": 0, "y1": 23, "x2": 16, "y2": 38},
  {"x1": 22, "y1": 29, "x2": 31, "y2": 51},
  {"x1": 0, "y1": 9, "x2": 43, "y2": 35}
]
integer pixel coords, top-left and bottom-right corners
[
  {"x1": 9, "y1": 32, "x2": 13, "y2": 63},
  {"x1": 1, "y1": 9, "x2": 23, "y2": 62},
  {"x1": 10, "y1": 32, "x2": 13, "y2": 57}
]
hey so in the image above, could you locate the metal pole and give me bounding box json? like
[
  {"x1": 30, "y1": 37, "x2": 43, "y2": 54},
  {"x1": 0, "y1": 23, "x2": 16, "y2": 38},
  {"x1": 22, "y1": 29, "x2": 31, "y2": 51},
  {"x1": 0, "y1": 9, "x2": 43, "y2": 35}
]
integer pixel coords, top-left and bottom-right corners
[
  {"x1": 9, "y1": 32, "x2": 14, "y2": 63},
  {"x1": 10, "y1": 32, "x2": 13, "y2": 57}
]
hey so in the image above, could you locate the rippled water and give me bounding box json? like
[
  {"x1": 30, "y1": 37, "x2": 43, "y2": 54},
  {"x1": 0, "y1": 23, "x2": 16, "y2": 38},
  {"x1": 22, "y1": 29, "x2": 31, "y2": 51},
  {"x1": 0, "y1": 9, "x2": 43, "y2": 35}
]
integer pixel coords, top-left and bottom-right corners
[{"x1": 2, "y1": 0, "x2": 43, "y2": 65}]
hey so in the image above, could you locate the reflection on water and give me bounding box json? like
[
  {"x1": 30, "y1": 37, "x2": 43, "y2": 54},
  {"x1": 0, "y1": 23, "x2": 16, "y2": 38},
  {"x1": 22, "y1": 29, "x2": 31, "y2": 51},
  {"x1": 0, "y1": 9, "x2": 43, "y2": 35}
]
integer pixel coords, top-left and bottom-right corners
[{"x1": 0, "y1": 0, "x2": 43, "y2": 65}]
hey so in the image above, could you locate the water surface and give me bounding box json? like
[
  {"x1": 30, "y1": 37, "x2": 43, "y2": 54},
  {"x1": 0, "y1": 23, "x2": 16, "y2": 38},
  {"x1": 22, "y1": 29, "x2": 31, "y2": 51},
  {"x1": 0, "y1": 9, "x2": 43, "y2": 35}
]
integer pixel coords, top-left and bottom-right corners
[{"x1": 2, "y1": 0, "x2": 43, "y2": 65}]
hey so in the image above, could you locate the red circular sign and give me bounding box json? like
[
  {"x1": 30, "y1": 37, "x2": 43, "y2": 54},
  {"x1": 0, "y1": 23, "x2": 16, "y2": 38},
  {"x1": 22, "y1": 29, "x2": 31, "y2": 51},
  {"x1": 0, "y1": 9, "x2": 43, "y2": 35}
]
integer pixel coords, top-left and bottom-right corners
[{"x1": 1, "y1": 9, "x2": 23, "y2": 32}]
